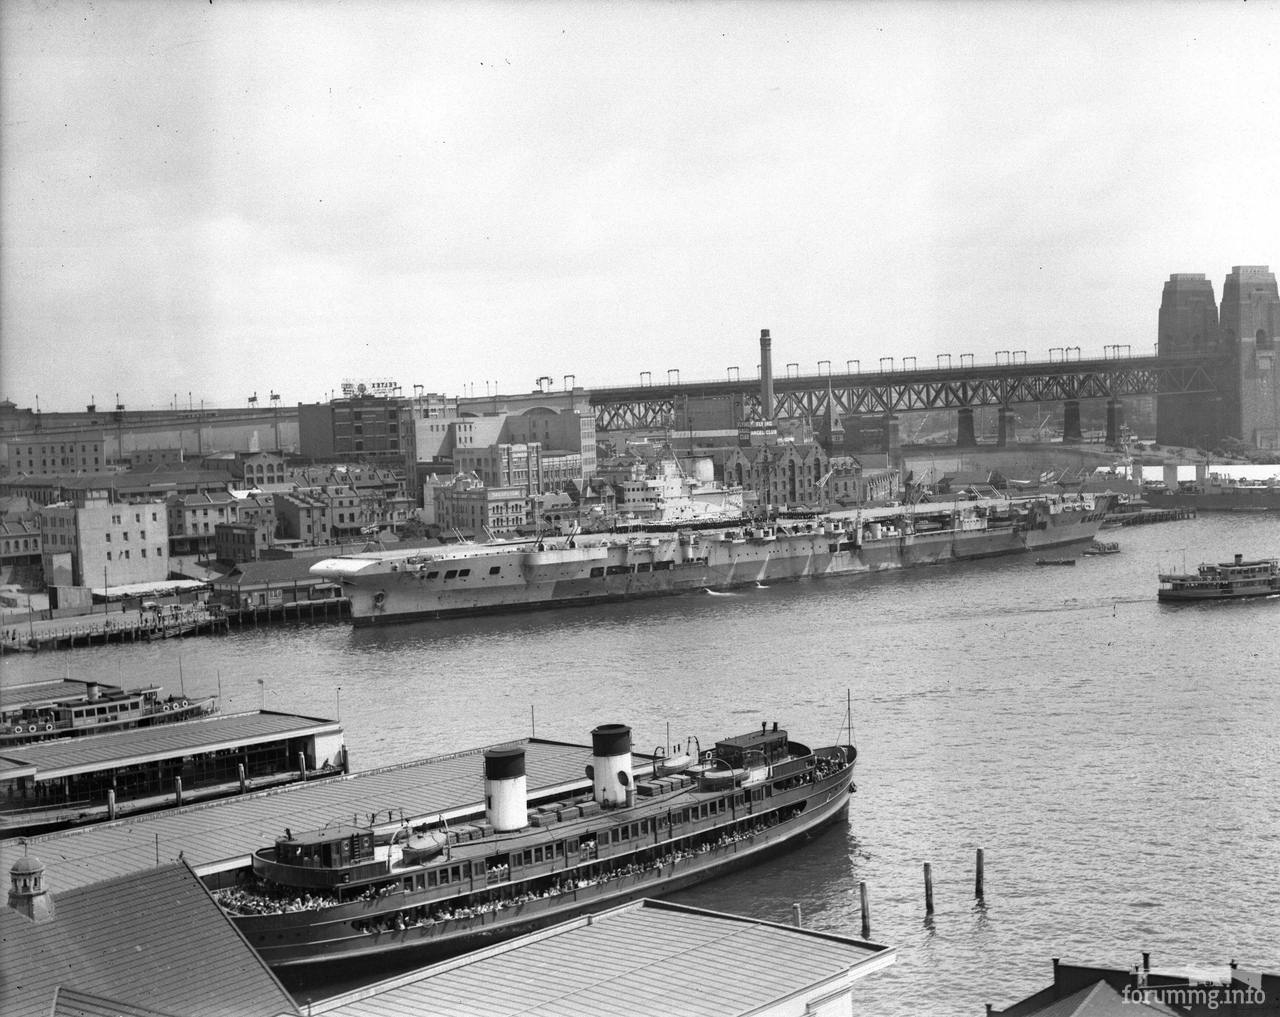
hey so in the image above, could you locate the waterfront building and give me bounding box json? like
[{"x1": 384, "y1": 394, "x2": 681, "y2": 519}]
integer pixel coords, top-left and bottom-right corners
[
  {"x1": 123, "y1": 446, "x2": 187, "y2": 470},
  {"x1": 272, "y1": 489, "x2": 331, "y2": 545},
  {"x1": 455, "y1": 441, "x2": 545, "y2": 494},
  {"x1": 0, "y1": 470, "x2": 234, "y2": 507},
  {"x1": 0, "y1": 514, "x2": 42, "y2": 584},
  {"x1": 38, "y1": 486, "x2": 169, "y2": 591},
  {"x1": 504, "y1": 408, "x2": 597, "y2": 477},
  {"x1": 207, "y1": 556, "x2": 344, "y2": 610},
  {"x1": 413, "y1": 409, "x2": 595, "y2": 501},
  {"x1": 166, "y1": 489, "x2": 240, "y2": 558},
  {"x1": 314, "y1": 899, "x2": 895, "y2": 1017},
  {"x1": 724, "y1": 442, "x2": 900, "y2": 510},
  {"x1": 988, "y1": 954, "x2": 1275, "y2": 1016},
  {"x1": 0, "y1": 705, "x2": 346, "y2": 835},
  {"x1": 298, "y1": 392, "x2": 410, "y2": 471},
  {"x1": 432, "y1": 475, "x2": 529, "y2": 536},
  {"x1": 5, "y1": 427, "x2": 107, "y2": 477},
  {"x1": 1, "y1": 860, "x2": 298, "y2": 1017},
  {"x1": 201, "y1": 448, "x2": 290, "y2": 486}
]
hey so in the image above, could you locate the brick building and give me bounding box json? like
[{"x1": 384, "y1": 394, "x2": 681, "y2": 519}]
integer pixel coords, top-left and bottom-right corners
[{"x1": 433, "y1": 476, "x2": 529, "y2": 536}]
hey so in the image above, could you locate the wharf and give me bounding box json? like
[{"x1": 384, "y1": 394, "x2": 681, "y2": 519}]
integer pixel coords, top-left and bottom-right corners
[
  {"x1": 1107, "y1": 506, "x2": 1197, "y2": 527},
  {"x1": 1, "y1": 710, "x2": 346, "y2": 836},
  {"x1": 0, "y1": 737, "x2": 607, "y2": 893},
  {"x1": 0, "y1": 604, "x2": 227, "y2": 654},
  {"x1": 0, "y1": 598, "x2": 350, "y2": 654}
]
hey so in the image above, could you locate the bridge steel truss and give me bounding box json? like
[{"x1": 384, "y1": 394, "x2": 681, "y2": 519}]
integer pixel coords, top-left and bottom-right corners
[{"x1": 589, "y1": 354, "x2": 1226, "y2": 431}]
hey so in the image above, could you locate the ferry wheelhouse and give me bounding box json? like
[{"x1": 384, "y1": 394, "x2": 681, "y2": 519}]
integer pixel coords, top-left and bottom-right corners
[
  {"x1": 214, "y1": 720, "x2": 857, "y2": 971},
  {"x1": 1158, "y1": 553, "x2": 1280, "y2": 602}
]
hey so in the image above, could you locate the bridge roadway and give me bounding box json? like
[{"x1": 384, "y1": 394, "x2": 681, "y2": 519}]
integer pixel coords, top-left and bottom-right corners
[
  {"x1": 0, "y1": 738, "x2": 607, "y2": 893},
  {"x1": 586, "y1": 351, "x2": 1226, "y2": 432}
]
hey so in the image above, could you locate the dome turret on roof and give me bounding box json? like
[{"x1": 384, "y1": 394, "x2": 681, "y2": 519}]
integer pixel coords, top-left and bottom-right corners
[{"x1": 10, "y1": 852, "x2": 43, "y2": 877}]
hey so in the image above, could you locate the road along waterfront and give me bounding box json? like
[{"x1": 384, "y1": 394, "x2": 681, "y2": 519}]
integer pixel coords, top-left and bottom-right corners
[{"x1": 2, "y1": 513, "x2": 1276, "y2": 1014}]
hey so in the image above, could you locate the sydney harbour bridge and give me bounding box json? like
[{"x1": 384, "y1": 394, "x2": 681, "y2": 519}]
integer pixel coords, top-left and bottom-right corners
[{"x1": 554, "y1": 328, "x2": 1245, "y2": 451}]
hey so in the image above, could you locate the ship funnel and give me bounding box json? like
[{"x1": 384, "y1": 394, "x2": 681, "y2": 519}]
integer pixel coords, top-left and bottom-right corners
[
  {"x1": 588, "y1": 723, "x2": 633, "y2": 807},
  {"x1": 86, "y1": 683, "x2": 100, "y2": 702},
  {"x1": 484, "y1": 747, "x2": 527, "y2": 832},
  {"x1": 759, "y1": 328, "x2": 775, "y2": 421}
]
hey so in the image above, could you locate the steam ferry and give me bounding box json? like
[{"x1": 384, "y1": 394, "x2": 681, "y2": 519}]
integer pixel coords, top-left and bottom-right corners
[
  {"x1": 1158, "y1": 553, "x2": 1280, "y2": 602},
  {"x1": 0, "y1": 682, "x2": 216, "y2": 746},
  {"x1": 214, "y1": 720, "x2": 857, "y2": 971},
  {"x1": 312, "y1": 496, "x2": 1107, "y2": 626}
]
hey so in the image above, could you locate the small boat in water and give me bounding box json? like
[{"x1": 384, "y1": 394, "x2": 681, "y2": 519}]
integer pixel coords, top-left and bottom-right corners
[
  {"x1": 213, "y1": 719, "x2": 857, "y2": 972},
  {"x1": 1035, "y1": 558, "x2": 1076, "y2": 566},
  {"x1": 1157, "y1": 553, "x2": 1280, "y2": 602},
  {"x1": 1082, "y1": 541, "x2": 1120, "y2": 556}
]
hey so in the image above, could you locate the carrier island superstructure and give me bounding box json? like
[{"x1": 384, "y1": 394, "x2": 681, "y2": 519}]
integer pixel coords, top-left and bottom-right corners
[{"x1": 312, "y1": 495, "x2": 1106, "y2": 627}]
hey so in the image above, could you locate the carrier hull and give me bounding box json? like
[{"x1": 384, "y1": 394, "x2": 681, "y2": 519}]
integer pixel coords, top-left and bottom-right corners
[{"x1": 312, "y1": 498, "x2": 1106, "y2": 627}]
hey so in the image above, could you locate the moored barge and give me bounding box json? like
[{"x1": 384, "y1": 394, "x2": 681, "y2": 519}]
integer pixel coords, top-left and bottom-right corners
[{"x1": 215, "y1": 720, "x2": 856, "y2": 971}]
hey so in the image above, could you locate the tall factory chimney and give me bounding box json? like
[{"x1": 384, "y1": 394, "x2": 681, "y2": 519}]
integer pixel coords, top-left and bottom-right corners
[{"x1": 759, "y1": 328, "x2": 775, "y2": 421}]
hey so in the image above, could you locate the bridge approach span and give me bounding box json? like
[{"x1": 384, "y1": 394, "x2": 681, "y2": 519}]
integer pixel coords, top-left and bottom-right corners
[{"x1": 588, "y1": 352, "x2": 1225, "y2": 432}]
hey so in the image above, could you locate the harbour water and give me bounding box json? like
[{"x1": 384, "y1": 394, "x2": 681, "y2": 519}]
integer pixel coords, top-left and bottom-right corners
[{"x1": 2, "y1": 513, "x2": 1277, "y2": 1013}]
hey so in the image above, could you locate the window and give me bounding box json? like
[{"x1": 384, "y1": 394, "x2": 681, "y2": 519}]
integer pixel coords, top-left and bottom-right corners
[
  {"x1": 106, "y1": 551, "x2": 112, "y2": 560},
  {"x1": 488, "y1": 566, "x2": 500, "y2": 575}
]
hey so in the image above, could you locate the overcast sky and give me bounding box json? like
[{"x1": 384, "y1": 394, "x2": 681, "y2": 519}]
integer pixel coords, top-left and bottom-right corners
[{"x1": 3, "y1": 0, "x2": 1278, "y2": 412}]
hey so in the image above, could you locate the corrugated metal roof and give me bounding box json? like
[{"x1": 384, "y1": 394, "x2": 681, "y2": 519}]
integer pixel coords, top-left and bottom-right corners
[
  {"x1": 315, "y1": 900, "x2": 894, "y2": 1017},
  {"x1": 1, "y1": 679, "x2": 107, "y2": 709},
  {"x1": 0, "y1": 711, "x2": 340, "y2": 779},
  {"x1": 0, "y1": 861, "x2": 299, "y2": 1017},
  {"x1": 52, "y1": 985, "x2": 192, "y2": 1017},
  {"x1": 1, "y1": 739, "x2": 595, "y2": 892}
]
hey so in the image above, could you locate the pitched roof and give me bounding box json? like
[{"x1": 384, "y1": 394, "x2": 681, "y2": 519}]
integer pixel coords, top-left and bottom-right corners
[
  {"x1": 211, "y1": 558, "x2": 328, "y2": 587},
  {"x1": 0, "y1": 861, "x2": 298, "y2": 1017},
  {"x1": 1013, "y1": 980, "x2": 1183, "y2": 1017},
  {"x1": 316, "y1": 899, "x2": 894, "y2": 1017},
  {"x1": 0, "y1": 711, "x2": 338, "y2": 780},
  {"x1": 1, "y1": 739, "x2": 598, "y2": 891}
]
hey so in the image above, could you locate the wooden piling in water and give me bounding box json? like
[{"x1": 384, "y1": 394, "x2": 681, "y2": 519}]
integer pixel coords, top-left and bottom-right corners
[
  {"x1": 859, "y1": 881, "x2": 870, "y2": 938},
  {"x1": 924, "y1": 862, "x2": 934, "y2": 914},
  {"x1": 975, "y1": 847, "x2": 985, "y2": 899},
  {"x1": 792, "y1": 903, "x2": 802, "y2": 928}
]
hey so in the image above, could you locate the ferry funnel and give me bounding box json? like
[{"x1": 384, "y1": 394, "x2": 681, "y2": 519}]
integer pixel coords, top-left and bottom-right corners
[
  {"x1": 759, "y1": 328, "x2": 774, "y2": 421},
  {"x1": 588, "y1": 723, "x2": 633, "y2": 807},
  {"x1": 483, "y1": 747, "x2": 527, "y2": 832}
]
